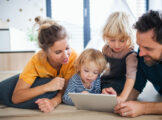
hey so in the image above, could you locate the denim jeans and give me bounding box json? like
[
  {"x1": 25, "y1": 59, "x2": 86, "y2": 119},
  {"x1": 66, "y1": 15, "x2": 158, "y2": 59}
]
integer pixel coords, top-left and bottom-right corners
[{"x1": 0, "y1": 74, "x2": 58, "y2": 109}]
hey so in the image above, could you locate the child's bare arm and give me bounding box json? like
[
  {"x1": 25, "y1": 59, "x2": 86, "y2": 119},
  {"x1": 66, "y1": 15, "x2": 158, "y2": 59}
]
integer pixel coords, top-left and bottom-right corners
[{"x1": 118, "y1": 78, "x2": 135, "y2": 102}]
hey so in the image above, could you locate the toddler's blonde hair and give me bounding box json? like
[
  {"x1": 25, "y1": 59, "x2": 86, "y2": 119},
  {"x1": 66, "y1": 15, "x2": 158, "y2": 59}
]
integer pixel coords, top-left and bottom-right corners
[{"x1": 75, "y1": 48, "x2": 107, "y2": 74}]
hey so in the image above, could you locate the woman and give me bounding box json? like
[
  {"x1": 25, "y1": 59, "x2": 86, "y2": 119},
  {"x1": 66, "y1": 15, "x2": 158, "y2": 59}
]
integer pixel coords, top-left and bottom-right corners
[{"x1": 0, "y1": 16, "x2": 77, "y2": 113}]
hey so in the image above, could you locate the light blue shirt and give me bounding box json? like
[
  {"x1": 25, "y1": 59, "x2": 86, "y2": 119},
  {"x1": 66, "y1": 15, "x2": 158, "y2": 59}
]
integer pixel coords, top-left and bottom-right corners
[{"x1": 62, "y1": 73, "x2": 101, "y2": 105}]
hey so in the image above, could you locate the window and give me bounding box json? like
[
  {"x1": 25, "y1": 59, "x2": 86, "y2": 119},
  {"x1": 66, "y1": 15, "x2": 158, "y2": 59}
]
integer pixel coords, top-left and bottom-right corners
[
  {"x1": 126, "y1": 0, "x2": 146, "y2": 18},
  {"x1": 51, "y1": 0, "x2": 146, "y2": 52},
  {"x1": 87, "y1": 0, "x2": 146, "y2": 51},
  {"x1": 51, "y1": 0, "x2": 83, "y2": 53}
]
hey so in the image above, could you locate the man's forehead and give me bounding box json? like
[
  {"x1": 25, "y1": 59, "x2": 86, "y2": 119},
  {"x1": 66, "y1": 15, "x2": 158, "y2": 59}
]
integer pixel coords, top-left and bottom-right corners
[
  {"x1": 136, "y1": 32, "x2": 153, "y2": 47},
  {"x1": 136, "y1": 31, "x2": 162, "y2": 49}
]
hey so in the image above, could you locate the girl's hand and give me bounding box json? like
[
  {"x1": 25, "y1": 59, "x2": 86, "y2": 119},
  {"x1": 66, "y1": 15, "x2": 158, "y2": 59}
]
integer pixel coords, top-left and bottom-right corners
[
  {"x1": 117, "y1": 96, "x2": 126, "y2": 104},
  {"x1": 35, "y1": 98, "x2": 58, "y2": 113},
  {"x1": 81, "y1": 91, "x2": 89, "y2": 94},
  {"x1": 102, "y1": 87, "x2": 117, "y2": 95},
  {"x1": 44, "y1": 77, "x2": 65, "y2": 92}
]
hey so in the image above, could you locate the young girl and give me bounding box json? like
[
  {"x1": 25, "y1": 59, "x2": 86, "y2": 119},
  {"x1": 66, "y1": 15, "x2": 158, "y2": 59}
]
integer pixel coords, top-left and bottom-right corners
[
  {"x1": 0, "y1": 16, "x2": 77, "y2": 112},
  {"x1": 62, "y1": 48, "x2": 107, "y2": 105},
  {"x1": 101, "y1": 12, "x2": 137, "y2": 103}
]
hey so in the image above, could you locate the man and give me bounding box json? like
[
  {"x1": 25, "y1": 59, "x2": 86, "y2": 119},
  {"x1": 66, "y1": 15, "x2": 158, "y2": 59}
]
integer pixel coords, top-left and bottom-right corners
[{"x1": 114, "y1": 10, "x2": 162, "y2": 117}]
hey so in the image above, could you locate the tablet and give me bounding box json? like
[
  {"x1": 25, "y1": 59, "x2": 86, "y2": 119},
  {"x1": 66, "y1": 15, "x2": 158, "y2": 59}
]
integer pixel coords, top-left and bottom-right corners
[{"x1": 69, "y1": 93, "x2": 117, "y2": 112}]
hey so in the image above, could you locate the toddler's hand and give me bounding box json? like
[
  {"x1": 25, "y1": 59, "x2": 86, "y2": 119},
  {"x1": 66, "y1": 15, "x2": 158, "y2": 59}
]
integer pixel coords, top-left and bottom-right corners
[{"x1": 81, "y1": 91, "x2": 89, "y2": 94}]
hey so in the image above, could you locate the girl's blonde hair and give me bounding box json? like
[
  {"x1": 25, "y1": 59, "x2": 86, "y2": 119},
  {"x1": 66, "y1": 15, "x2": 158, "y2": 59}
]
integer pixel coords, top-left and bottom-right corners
[
  {"x1": 75, "y1": 48, "x2": 107, "y2": 74},
  {"x1": 103, "y1": 12, "x2": 134, "y2": 48}
]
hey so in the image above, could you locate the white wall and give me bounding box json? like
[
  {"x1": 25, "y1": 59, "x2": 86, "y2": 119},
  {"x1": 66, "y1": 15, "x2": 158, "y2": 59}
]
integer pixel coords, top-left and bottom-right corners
[
  {"x1": 149, "y1": 0, "x2": 162, "y2": 11},
  {"x1": 0, "y1": 29, "x2": 10, "y2": 51},
  {"x1": 0, "y1": 0, "x2": 46, "y2": 51}
]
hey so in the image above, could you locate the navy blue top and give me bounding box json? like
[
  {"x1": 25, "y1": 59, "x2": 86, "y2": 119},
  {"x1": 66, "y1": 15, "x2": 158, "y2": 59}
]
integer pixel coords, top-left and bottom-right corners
[
  {"x1": 134, "y1": 52, "x2": 162, "y2": 94},
  {"x1": 62, "y1": 73, "x2": 101, "y2": 105}
]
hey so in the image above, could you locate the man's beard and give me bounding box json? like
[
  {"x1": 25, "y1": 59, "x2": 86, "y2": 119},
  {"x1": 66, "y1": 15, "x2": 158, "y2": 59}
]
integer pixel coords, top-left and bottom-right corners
[
  {"x1": 144, "y1": 53, "x2": 162, "y2": 66},
  {"x1": 144, "y1": 58, "x2": 158, "y2": 66}
]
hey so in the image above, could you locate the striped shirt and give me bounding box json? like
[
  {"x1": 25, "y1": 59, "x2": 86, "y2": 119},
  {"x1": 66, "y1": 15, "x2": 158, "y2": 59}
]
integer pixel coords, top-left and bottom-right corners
[{"x1": 62, "y1": 73, "x2": 101, "y2": 105}]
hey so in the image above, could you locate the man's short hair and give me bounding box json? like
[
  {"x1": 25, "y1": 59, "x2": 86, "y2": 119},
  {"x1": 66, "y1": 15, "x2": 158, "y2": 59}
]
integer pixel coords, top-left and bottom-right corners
[{"x1": 134, "y1": 10, "x2": 162, "y2": 44}]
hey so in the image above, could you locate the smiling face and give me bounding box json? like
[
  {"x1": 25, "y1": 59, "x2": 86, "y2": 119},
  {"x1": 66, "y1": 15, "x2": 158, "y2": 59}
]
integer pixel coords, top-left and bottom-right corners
[
  {"x1": 46, "y1": 38, "x2": 71, "y2": 68},
  {"x1": 136, "y1": 29, "x2": 162, "y2": 66},
  {"x1": 108, "y1": 37, "x2": 128, "y2": 53},
  {"x1": 80, "y1": 62, "x2": 99, "y2": 85}
]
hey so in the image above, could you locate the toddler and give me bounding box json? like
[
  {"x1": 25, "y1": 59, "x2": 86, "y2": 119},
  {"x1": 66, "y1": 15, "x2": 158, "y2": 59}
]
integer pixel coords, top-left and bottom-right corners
[{"x1": 63, "y1": 48, "x2": 107, "y2": 105}]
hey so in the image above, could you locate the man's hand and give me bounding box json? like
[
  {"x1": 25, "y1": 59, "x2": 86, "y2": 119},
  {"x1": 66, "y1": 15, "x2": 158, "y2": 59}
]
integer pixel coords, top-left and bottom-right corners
[
  {"x1": 35, "y1": 98, "x2": 58, "y2": 113},
  {"x1": 114, "y1": 101, "x2": 145, "y2": 117}
]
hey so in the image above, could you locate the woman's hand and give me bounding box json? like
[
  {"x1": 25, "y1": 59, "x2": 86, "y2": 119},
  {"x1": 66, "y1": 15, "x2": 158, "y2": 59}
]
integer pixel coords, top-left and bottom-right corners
[
  {"x1": 35, "y1": 98, "x2": 58, "y2": 113},
  {"x1": 102, "y1": 87, "x2": 117, "y2": 95},
  {"x1": 44, "y1": 77, "x2": 65, "y2": 92}
]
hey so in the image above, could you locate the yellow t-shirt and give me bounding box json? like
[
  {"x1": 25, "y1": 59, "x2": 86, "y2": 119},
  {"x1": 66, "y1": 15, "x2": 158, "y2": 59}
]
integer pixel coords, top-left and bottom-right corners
[{"x1": 19, "y1": 49, "x2": 78, "y2": 85}]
